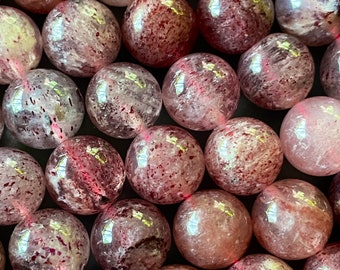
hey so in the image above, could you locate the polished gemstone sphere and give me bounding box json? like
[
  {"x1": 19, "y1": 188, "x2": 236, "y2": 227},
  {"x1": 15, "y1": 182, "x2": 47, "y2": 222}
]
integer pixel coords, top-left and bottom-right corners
[
  {"x1": 99, "y1": 0, "x2": 133, "y2": 7},
  {"x1": 329, "y1": 173, "x2": 340, "y2": 225},
  {"x1": 304, "y1": 243, "x2": 340, "y2": 270},
  {"x1": 229, "y1": 254, "x2": 292, "y2": 270},
  {"x1": 14, "y1": 0, "x2": 63, "y2": 14}
]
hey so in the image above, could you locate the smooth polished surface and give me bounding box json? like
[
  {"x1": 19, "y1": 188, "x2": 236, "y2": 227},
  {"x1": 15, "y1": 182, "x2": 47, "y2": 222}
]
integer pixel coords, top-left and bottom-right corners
[
  {"x1": 304, "y1": 243, "x2": 340, "y2": 270},
  {"x1": 99, "y1": 0, "x2": 133, "y2": 7},
  {"x1": 14, "y1": 0, "x2": 63, "y2": 14},
  {"x1": 330, "y1": 173, "x2": 340, "y2": 225},
  {"x1": 229, "y1": 254, "x2": 293, "y2": 270}
]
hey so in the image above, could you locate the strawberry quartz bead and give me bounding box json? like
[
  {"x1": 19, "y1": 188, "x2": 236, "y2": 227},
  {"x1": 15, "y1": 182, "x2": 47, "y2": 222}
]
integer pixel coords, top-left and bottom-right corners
[
  {"x1": 0, "y1": 6, "x2": 42, "y2": 85},
  {"x1": 14, "y1": 0, "x2": 63, "y2": 14},
  {"x1": 162, "y1": 53, "x2": 240, "y2": 131},
  {"x1": 229, "y1": 254, "x2": 292, "y2": 270},
  {"x1": 304, "y1": 243, "x2": 340, "y2": 270},
  {"x1": 99, "y1": 0, "x2": 133, "y2": 7},
  {"x1": 43, "y1": 0, "x2": 121, "y2": 77},
  {"x1": 161, "y1": 265, "x2": 197, "y2": 270},
  {"x1": 197, "y1": 0, "x2": 274, "y2": 54},
  {"x1": 280, "y1": 96, "x2": 340, "y2": 176},
  {"x1": 329, "y1": 173, "x2": 340, "y2": 225},
  {"x1": 252, "y1": 179, "x2": 333, "y2": 260},
  {"x1": 122, "y1": 0, "x2": 197, "y2": 67},
  {"x1": 0, "y1": 242, "x2": 4, "y2": 270}
]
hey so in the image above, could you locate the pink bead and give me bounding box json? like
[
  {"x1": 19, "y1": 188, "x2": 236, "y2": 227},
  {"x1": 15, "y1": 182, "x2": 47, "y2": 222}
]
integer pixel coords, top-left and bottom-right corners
[
  {"x1": 238, "y1": 33, "x2": 314, "y2": 110},
  {"x1": 0, "y1": 147, "x2": 45, "y2": 226},
  {"x1": 229, "y1": 254, "x2": 292, "y2": 270},
  {"x1": 14, "y1": 0, "x2": 63, "y2": 14},
  {"x1": 304, "y1": 243, "x2": 340, "y2": 270},
  {"x1": 197, "y1": 0, "x2": 274, "y2": 54},
  {"x1": 161, "y1": 265, "x2": 197, "y2": 270},
  {"x1": 0, "y1": 242, "x2": 5, "y2": 270},
  {"x1": 125, "y1": 125, "x2": 205, "y2": 204},
  {"x1": 90, "y1": 198, "x2": 171, "y2": 270},
  {"x1": 275, "y1": 0, "x2": 340, "y2": 46},
  {"x1": 173, "y1": 189, "x2": 252, "y2": 269},
  {"x1": 162, "y1": 53, "x2": 240, "y2": 130},
  {"x1": 122, "y1": 0, "x2": 197, "y2": 67},
  {"x1": 280, "y1": 96, "x2": 340, "y2": 176},
  {"x1": 99, "y1": 0, "x2": 133, "y2": 7},
  {"x1": 205, "y1": 117, "x2": 283, "y2": 195},
  {"x1": 42, "y1": 0, "x2": 121, "y2": 77},
  {"x1": 252, "y1": 179, "x2": 333, "y2": 260},
  {"x1": 86, "y1": 62, "x2": 162, "y2": 139},
  {"x1": 329, "y1": 173, "x2": 340, "y2": 225},
  {"x1": 45, "y1": 135, "x2": 125, "y2": 215},
  {"x1": 0, "y1": 6, "x2": 42, "y2": 85}
]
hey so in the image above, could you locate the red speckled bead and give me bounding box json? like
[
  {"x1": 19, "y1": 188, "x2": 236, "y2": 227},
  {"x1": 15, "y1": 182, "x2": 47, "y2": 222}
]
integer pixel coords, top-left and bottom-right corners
[
  {"x1": 86, "y1": 62, "x2": 162, "y2": 139},
  {"x1": 42, "y1": 0, "x2": 121, "y2": 77},
  {"x1": 91, "y1": 199, "x2": 171, "y2": 270},
  {"x1": 252, "y1": 179, "x2": 333, "y2": 260},
  {"x1": 329, "y1": 173, "x2": 340, "y2": 225},
  {"x1": 197, "y1": 0, "x2": 274, "y2": 54},
  {"x1": 238, "y1": 33, "x2": 314, "y2": 110},
  {"x1": 0, "y1": 242, "x2": 5, "y2": 270},
  {"x1": 125, "y1": 125, "x2": 205, "y2": 204},
  {"x1": 275, "y1": 0, "x2": 340, "y2": 47},
  {"x1": 0, "y1": 147, "x2": 45, "y2": 226},
  {"x1": 304, "y1": 243, "x2": 340, "y2": 270},
  {"x1": 45, "y1": 135, "x2": 125, "y2": 215},
  {"x1": 162, "y1": 53, "x2": 240, "y2": 131},
  {"x1": 0, "y1": 6, "x2": 42, "y2": 85},
  {"x1": 205, "y1": 117, "x2": 283, "y2": 195},
  {"x1": 122, "y1": 0, "x2": 197, "y2": 67},
  {"x1": 9, "y1": 209, "x2": 90, "y2": 270},
  {"x1": 229, "y1": 254, "x2": 292, "y2": 270},
  {"x1": 14, "y1": 0, "x2": 63, "y2": 14},
  {"x1": 99, "y1": 0, "x2": 133, "y2": 7},
  {"x1": 161, "y1": 265, "x2": 197, "y2": 270},
  {"x1": 280, "y1": 96, "x2": 340, "y2": 176}
]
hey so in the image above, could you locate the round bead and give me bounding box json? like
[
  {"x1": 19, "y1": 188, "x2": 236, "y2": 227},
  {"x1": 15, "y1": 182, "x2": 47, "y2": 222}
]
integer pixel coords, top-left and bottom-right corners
[
  {"x1": 205, "y1": 117, "x2": 283, "y2": 195},
  {"x1": 125, "y1": 125, "x2": 205, "y2": 204},
  {"x1": 280, "y1": 96, "x2": 340, "y2": 176},
  {"x1": 162, "y1": 53, "x2": 240, "y2": 130},
  {"x1": 14, "y1": 0, "x2": 63, "y2": 14},
  {"x1": 99, "y1": 0, "x2": 133, "y2": 7},
  {"x1": 45, "y1": 135, "x2": 125, "y2": 215},
  {"x1": 238, "y1": 33, "x2": 314, "y2": 110},
  {"x1": 161, "y1": 265, "x2": 197, "y2": 270},
  {"x1": 252, "y1": 179, "x2": 333, "y2": 260},
  {"x1": 173, "y1": 189, "x2": 252, "y2": 269},
  {"x1": 0, "y1": 242, "x2": 5, "y2": 270},
  {"x1": 0, "y1": 108, "x2": 4, "y2": 139},
  {"x1": 304, "y1": 243, "x2": 340, "y2": 270},
  {"x1": 91, "y1": 198, "x2": 171, "y2": 270},
  {"x1": 329, "y1": 173, "x2": 340, "y2": 225},
  {"x1": 0, "y1": 147, "x2": 45, "y2": 226},
  {"x1": 229, "y1": 254, "x2": 292, "y2": 270},
  {"x1": 86, "y1": 62, "x2": 162, "y2": 139}
]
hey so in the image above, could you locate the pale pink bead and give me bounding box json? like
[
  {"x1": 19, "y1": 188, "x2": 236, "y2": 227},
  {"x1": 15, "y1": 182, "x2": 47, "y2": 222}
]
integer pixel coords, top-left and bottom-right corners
[
  {"x1": 229, "y1": 254, "x2": 292, "y2": 270},
  {"x1": 304, "y1": 243, "x2": 340, "y2": 270},
  {"x1": 14, "y1": 0, "x2": 63, "y2": 14}
]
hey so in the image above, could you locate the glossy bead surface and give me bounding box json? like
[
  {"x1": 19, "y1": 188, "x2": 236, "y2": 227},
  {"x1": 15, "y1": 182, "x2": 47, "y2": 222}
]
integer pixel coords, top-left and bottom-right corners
[
  {"x1": 252, "y1": 179, "x2": 333, "y2": 260},
  {"x1": 45, "y1": 135, "x2": 125, "y2": 215},
  {"x1": 280, "y1": 96, "x2": 340, "y2": 176},
  {"x1": 229, "y1": 254, "x2": 292, "y2": 270},
  {"x1": 162, "y1": 53, "x2": 240, "y2": 130},
  {"x1": 205, "y1": 117, "x2": 283, "y2": 195},
  {"x1": 99, "y1": 0, "x2": 133, "y2": 7},
  {"x1": 14, "y1": 0, "x2": 63, "y2": 14},
  {"x1": 161, "y1": 265, "x2": 197, "y2": 270},
  {"x1": 329, "y1": 173, "x2": 340, "y2": 225},
  {"x1": 0, "y1": 242, "x2": 5, "y2": 270},
  {"x1": 173, "y1": 189, "x2": 252, "y2": 269},
  {"x1": 86, "y1": 62, "x2": 162, "y2": 139},
  {"x1": 238, "y1": 33, "x2": 314, "y2": 110},
  {"x1": 125, "y1": 125, "x2": 205, "y2": 204},
  {"x1": 304, "y1": 243, "x2": 340, "y2": 270},
  {"x1": 197, "y1": 0, "x2": 274, "y2": 54},
  {"x1": 91, "y1": 199, "x2": 171, "y2": 270}
]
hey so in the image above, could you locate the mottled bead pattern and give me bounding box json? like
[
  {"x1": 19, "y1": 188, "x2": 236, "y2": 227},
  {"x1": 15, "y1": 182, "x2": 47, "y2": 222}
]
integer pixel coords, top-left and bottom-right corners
[
  {"x1": 0, "y1": 242, "x2": 5, "y2": 270},
  {"x1": 122, "y1": 0, "x2": 197, "y2": 67},
  {"x1": 43, "y1": 0, "x2": 121, "y2": 77},
  {"x1": 304, "y1": 243, "x2": 340, "y2": 270},
  {"x1": 197, "y1": 0, "x2": 274, "y2": 54},
  {"x1": 162, "y1": 53, "x2": 240, "y2": 131},
  {"x1": 161, "y1": 265, "x2": 197, "y2": 270},
  {"x1": 280, "y1": 96, "x2": 340, "y2": 176},
  {"x1": 45, "y1": 135, "x2": 125, "y2": 215},
  {"x1": 2, "y1": 69, "x2": 85, "y2": 149},
  {"x1": 125, "y1": 125, "x2": 205, "y2": 204},
  {"x1": 0, "y1": 6, "x2": 42, "y2": 85},
  {"x1": 14, "y1": 0, "x2": 63, "y2": 14},
  {"x1": 238, "y1": 33, "x2": 314, "y2": 110},
  {"x1": 9, "y1": 209, "x2": 90, "y2": 270},
  {"x1": 0, "y1": 147, "x2": 45, "y2": 226},
  {"x1": 205, "y1": 117, "x2": 283, "y2": 195},
  {"x1": 229, "y1": 254, "x2": 292, "y2": 270},
  {"x1": 276, "y1": 0, "x2": 340, "y2": 46},
  {"x1": 329, "y1": 173, "x2": 340, "y2": 225},
  {"x1": 86, "y1": 62, "x2": 162, "y2": 139},
  {"x1": 173, "y1": 189, "x2": 252, "y2": 269},
  {"x1": 91, "y1": 199, "x2": 171, "y2": 270},
  {"x1": 99, "y1": 0, "x2": 133, "y2": 7},
  {"x1": 252, "y1": 179, "x2": 333, "y2": 260}
]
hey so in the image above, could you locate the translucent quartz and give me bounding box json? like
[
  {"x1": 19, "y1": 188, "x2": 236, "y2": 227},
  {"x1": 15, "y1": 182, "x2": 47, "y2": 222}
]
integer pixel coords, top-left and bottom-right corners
[
  {"x1": 0, "y1": 242, "x2": 5, "y2": 270},
  {"x1": 161, "y1": 265, "x2": 197, "y2": 270},
  {"x1": 280, "y1": 96, "x2": 340, "y2": 176},
  {"x1": 99, "y1": 0, "x2": 133, "y2": 7},
  {"x1": 45, "y1": 135, "x2": 125, "y2": 215},
  {"x1": 304, "y1": 243, "x2": 340, "y2": 270},
  {"x1": 275, "y1": 0, "x2": 340, "y2": 46},
  {"x1": 122, "y1": 0, "x2": 197, "y2": 67},
  {"x1": 238, "y1": 33, "x2": 314, "y2": 110},
  {"x1": 320, "y1": 38, "x2": 340, "y2": 100},
  {"x1": 9, "y1": 209, "x2": 90, "y2": 270},
  {"x1": 91, "y1": 199, "x2": 171, "y2": 270},
  {"x1": 86, "y1": 62, "x2": 162, "y2": 139},
  {"x1": 42, "y1": 0, "x2": 121, "y2": 77},
  {"x1": 125, "y1": 125, "x2": 205, "y2": 204},
  {"x1": 162, "y1": 53, "x2": 240, "y2": 131},
  {"x1": 205, "y1": 117, "x2": 283, "y2": 195},
  {"x1": 14, "y1": 0, "x2": 63, "y2": 14},
  {"x1": 329, "y1": 173, "x2": 340, "y2": 225},
  {"x1": 0, "y1": 6, "x2": 42, "y2": 85},
  {"x1": 252, "y1": 179, "x2": 333, "y2": 260},
  {"x1": 229, "y1": 254, "x2": 292, "y2": 270},
  {"x1": 197, "y1": 0, "x2": 274, "y2": 54},
  {"x1": 173, "y1": 189, "x2": 252, "y2": 269},
  {"x1": 0, "y1": 147, "x2": 45, "y2": 226},
  {"x1": 2, "y1": 69, "x2": 85, "y2": 149}
]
